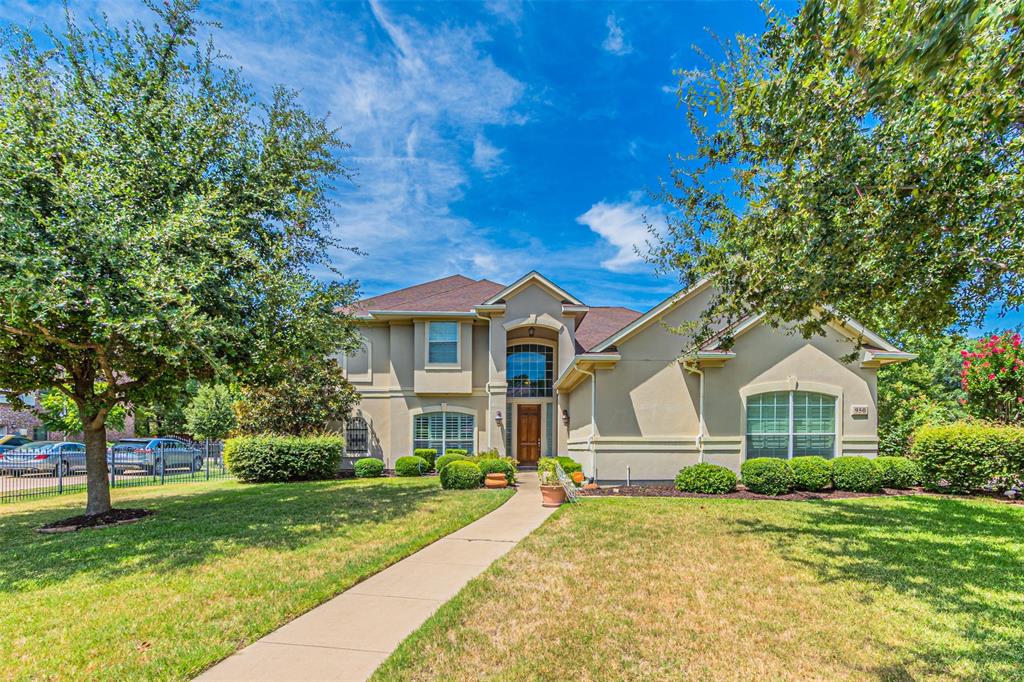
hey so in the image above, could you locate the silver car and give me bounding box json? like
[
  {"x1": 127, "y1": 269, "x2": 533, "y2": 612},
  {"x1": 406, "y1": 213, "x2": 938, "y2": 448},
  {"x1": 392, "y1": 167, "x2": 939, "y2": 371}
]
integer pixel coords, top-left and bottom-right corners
[
  {"x1": 107, "y1": 437, "x2": 204, "y2": 474},
  {"x1": 0, "y1": 441, "x2": 86, "y2": 476}
]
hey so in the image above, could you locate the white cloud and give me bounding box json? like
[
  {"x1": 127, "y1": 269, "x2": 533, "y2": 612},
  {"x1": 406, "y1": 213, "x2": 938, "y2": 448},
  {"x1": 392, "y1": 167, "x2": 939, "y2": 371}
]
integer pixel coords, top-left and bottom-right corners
[
  {"x1": 484, "y1": 0, "x2": 523, "y2": 25},
  {"x1": 602, "y1": 14, "x2": 632, "y2": 56},
  {"x1": 472, "y1": 134, "x2": 505, "y2": 174},
  {"x1": 576, "y1": 196, "x2": 662, "y2": 272}
]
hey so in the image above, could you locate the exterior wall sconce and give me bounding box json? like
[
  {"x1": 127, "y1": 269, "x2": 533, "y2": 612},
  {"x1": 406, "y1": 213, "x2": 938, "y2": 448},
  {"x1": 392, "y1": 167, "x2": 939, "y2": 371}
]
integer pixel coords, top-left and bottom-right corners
[
  {"x1": 495, "y1": 410, "x2": 503, "y2": 425},
  {"x1": 561, "y1": 409, "x2": 569, "y2": 425},
  {"x1": 528, "y1": 326, "x2": 535, "y2": 337}
]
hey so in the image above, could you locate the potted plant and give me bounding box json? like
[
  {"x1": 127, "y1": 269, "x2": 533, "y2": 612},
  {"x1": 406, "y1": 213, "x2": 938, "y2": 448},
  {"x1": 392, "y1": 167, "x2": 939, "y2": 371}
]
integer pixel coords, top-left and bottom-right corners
[{"x1": 538, "y1": 467, "x2": 566, "y2": 507}]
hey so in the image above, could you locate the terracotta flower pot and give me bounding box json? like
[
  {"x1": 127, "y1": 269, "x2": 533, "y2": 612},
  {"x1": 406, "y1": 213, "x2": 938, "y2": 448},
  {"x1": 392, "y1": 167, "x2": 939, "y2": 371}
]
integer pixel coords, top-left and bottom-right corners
[
  {"x1": 540, "y1": 484, "x2": 566, "y2": 507},
  {"x1": 571, "y1": 471, "x2": 585, "y2": 484},
  {"x1": 485, "y1": 472, "x2": 508, "y2": 489}
]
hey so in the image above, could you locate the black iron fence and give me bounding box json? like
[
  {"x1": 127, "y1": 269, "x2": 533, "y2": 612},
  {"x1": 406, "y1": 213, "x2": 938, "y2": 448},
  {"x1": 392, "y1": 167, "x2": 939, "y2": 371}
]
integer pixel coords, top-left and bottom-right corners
[{"x1": 0, "y1": 439, "x2": 228, "y2": 504}]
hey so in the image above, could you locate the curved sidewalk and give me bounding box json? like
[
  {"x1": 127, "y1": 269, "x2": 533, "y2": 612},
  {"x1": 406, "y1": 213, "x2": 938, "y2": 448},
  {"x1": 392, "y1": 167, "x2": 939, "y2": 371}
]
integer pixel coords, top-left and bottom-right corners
[{"x1": 197, "y1": 471, "x2": 555, "y2": 682}]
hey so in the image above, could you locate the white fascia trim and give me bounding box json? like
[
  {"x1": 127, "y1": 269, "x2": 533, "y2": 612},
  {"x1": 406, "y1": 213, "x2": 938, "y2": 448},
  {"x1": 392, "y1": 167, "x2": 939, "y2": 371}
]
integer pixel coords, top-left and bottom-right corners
[
  {"x1": 482, "y1": 270, "x2": 585, "y2": 306},
  {"x1": 820, "y1": 307, "x2": 901, "y2": 352},
  {"x1": 862, "y1": 350, "x2": 917, "y2": 366},
  {"x1": 591, "y1": 278, "x2": 712, "y2": 352},
  {"x1": 554, "y1": 353, "x2": 621, "y2": 389},
  {"x1": 472, "y1": 304, "x2": 506, "y2": 316}
]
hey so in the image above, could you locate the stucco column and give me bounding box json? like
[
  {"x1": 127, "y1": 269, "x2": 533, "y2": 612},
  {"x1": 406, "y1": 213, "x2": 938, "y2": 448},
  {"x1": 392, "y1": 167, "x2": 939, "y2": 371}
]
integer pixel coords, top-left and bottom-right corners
[{"x1": 487, "y1": 315, "x2": 508, "y2": 455}]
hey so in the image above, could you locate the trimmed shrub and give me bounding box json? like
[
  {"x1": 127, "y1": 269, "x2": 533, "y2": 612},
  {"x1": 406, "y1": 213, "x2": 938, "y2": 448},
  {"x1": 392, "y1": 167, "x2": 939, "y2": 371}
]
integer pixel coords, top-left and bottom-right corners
[
  {"x1": 674, "y1": 463, "x2": 737, "y2": 494},
  {"x1": 875, "y1": 456, "x2": 922, "y2": 489},
  {"x1": 224, "y1": 434, "x2": 343, "y2": 483},
  {"x1": 474, "y1": 448, "x2": 501, "y2": 461},
  {"x1": 440, "y1": 460, "x2": 483, "y2": 489},
  {"x1": 555, "y1": 456, "x2": 582, "y2": 476},
  {"x1": 445, "y1": 448, "x2": 469, "y2": 456},
  {"x1": 741, "y1": 457, "x2": 794, "y2": 495},
  {"x1": 831, "y1": 456, "x2": 882, "y2": 492},
  {"x1": 413, "y1": 448, "x2": 437, "y2": 470},
  {"x1": 790, "y1": 456, "x2": 832, "y2": 492},
  {"x1": 912, "y1": 422, "x2": 1024, "y2": 493},
  {"x1": 354, "y1": 457, "x2": 384, "y2": 478},
  {"x1": 395, "y1": 455, "x2": 428, "y2": 477},
  {"x1": 477, "y1": 458, "x2": 516, "y2": 484},
  {"x1": 436, "y1": 452, "x2": 468, "y2": 473}
]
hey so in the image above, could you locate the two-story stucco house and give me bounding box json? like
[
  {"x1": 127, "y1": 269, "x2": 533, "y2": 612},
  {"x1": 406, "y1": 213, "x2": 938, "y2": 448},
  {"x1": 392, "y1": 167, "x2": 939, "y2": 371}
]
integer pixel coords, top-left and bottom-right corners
[{"x1": 338, "y1": 271, "x2": 913, "y2": 483}]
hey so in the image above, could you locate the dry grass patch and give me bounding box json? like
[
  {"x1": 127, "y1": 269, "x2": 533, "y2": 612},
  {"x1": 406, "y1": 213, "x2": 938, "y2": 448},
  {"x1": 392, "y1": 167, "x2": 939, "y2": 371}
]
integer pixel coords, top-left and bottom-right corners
[{"x1": 375, "y1": 495, "x2": 1024, "y2": 681}]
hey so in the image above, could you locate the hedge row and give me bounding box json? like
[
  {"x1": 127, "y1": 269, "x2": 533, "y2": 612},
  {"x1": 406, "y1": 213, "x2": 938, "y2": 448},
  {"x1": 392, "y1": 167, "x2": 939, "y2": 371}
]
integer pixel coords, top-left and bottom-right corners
[
  {"x1": 703, "y1": 455, "x2": 925, "y2": 496},
  {"x1": 224, "y1": 434, "x2": 345, "y2": 482},
  {"x1": 912, "y1": 422, "x2": 1024, "y2": 493}
]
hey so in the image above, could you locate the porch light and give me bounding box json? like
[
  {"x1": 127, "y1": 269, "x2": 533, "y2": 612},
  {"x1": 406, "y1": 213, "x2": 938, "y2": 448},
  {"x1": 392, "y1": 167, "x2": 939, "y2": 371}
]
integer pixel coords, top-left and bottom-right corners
[
  {"x1": 561, "y1": 409, "x2": 569, "y2": 425},
  {"x1": 495, "y1": 410, "x2": 503, "y2": 424},
  {"x1": 528, "y1": 326, "x2": 535, "y2": 337}
]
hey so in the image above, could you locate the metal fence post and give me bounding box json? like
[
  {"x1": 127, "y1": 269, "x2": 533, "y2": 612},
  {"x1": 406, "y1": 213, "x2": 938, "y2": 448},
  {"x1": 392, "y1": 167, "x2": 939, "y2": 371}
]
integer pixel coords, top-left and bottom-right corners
[
  {"x1": 57, "y1": 455, "x2": 63, "y2": 495},
  {"x1": 205, "y1": 440, "x2": 210, "y2": 481},
  {"x1": 110, "y1": 454, "x2": 116, "y2": 489},
  {"x1": 160, "y1": 451, "x2": 165, "y2": 486}
]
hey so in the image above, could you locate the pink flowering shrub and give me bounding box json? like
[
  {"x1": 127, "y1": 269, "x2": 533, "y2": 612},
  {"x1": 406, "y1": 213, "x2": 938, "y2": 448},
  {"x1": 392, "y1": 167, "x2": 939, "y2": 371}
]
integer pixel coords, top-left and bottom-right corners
[{"x1": 960, "y1": 331, "x2": 1024, "y2": 423}]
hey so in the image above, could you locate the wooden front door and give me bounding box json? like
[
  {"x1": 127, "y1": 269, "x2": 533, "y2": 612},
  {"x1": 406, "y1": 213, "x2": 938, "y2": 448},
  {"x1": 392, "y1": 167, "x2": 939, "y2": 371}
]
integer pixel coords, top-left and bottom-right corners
[{"x1": 516, "y1": 405, "x2": 541, "y2": 464}]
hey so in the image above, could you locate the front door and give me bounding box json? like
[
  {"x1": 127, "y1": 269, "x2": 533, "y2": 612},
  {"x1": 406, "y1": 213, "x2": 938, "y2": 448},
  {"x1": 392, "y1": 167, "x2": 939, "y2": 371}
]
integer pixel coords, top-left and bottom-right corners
[{"x1": 516, "y1": 405, "x2": 541, "y2": 464}]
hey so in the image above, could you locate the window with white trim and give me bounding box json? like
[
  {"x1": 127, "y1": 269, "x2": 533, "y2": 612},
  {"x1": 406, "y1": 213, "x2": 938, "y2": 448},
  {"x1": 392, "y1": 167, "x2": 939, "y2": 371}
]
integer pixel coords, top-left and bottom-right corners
[
  {"x1": 427, "y1": 322, "x2": 459, "y2": 364},
  {"x1": 746, "y1": 391, "x2": 837, "y2": 459},
  {"x1": 413, "y1": 412, "x2": 475, "y2": 454}
]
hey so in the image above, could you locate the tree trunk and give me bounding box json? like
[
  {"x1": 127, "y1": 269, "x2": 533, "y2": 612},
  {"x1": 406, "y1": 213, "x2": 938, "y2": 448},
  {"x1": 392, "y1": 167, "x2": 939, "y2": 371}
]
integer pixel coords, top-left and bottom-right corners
[{"x1": 84, "y1": 421, "x2": 112, "y2": 516}]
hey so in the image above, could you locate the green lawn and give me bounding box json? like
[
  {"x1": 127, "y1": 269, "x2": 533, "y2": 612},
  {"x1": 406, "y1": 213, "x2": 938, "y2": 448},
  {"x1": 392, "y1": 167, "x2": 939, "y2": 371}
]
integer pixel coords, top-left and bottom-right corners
[
  {"x1": 0, "y1": 477, "x2": 513, "y2": 681},
  {"x1": 375, "y1": 495, "x2": 1024, "y2": 681}
]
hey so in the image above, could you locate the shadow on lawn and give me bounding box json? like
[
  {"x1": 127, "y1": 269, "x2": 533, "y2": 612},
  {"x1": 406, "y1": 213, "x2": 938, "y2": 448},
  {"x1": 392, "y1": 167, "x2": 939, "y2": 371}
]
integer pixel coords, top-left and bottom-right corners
[
  {"x1": 732, "y1": 495, "x2": 1024, "y2": 679},
  {"x1": 0, "y1": 479, "x2": 444, "y2": 594}
]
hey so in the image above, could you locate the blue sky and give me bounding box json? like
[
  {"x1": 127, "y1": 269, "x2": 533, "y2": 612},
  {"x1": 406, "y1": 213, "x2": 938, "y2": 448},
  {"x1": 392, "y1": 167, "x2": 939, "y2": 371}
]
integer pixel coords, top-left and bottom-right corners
[{"x1": 6, "y1": 0, "x2": 1020, "y2": 332}]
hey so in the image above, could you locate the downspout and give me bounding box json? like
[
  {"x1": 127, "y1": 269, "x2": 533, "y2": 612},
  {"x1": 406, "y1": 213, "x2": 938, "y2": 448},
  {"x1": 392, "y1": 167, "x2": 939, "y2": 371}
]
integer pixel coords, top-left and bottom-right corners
[
  {"x1": 684, "y1": 361, "x2": 705, "y2": 463},
  {"x1": 577, "y1": 366, "x2": 598, "y2": 482}
]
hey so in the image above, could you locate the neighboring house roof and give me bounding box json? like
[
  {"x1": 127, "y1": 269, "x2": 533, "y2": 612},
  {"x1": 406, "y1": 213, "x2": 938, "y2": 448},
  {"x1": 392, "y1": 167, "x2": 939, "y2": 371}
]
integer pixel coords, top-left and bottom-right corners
[
  {"x1": 349, "y1": 275, "x2": 506, "y2": 314},
  {"x1": 574, "y1": 307, "x2": 643, "y2": 352}
]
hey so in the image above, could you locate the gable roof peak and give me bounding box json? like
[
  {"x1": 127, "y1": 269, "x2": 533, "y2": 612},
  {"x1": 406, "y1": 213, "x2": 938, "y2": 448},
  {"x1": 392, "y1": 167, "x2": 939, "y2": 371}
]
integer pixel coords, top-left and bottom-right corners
[{"x1": 482, "y1": 271, "x2": 585, "y2": 306}]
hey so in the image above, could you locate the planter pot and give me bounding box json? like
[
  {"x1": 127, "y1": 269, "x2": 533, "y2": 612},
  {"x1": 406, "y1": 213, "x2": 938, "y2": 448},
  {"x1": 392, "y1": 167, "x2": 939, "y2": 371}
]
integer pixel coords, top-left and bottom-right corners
[
  {"x1": 540, "y1": 484, "x2": 567, "y2": 507},
  {"x1": 485, "y1": 472, "x2": 508, "y2": 489},
  {"x1": 571, "y1": 471, "x2": 585, "y2": 485}
]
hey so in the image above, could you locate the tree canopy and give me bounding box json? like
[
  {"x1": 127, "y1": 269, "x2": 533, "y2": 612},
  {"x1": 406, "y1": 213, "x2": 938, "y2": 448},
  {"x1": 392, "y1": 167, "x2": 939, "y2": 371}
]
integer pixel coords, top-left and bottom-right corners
[
  {"x1": 0, "y1": 1, "x2": 358, "y2": 514},
  {"x1": 650, "y1": 0, "x2": 1023, "y2": 343}
]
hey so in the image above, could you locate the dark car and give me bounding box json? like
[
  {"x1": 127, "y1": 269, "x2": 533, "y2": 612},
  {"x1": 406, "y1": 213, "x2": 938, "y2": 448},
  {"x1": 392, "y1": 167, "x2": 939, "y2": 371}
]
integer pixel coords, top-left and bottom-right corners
[
  {"x1": 0, "y1": 441, "x2": 86, "y2": 476},
  {"x1": 107, "y1": 437, "x2": 204, "y2": 474},
  {"x1": 0, "y1": 435, "x2": 33, "y2": 454}
]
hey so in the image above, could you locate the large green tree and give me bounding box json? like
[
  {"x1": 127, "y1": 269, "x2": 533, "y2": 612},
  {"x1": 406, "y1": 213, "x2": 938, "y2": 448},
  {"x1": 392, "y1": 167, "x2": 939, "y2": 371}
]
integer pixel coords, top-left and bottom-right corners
[
  {"x1": 0, "y1": 2, "x2": 358, "y2": 515},
  {"x1": 650, "y1": 0, "x2": 1023, "y2": 343}
]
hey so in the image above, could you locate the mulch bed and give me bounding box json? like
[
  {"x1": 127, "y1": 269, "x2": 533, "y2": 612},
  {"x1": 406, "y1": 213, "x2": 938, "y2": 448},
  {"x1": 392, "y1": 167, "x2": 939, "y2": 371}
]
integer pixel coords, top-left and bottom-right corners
[
  {"x1": 37, "y1": 508, "x2": 154, "y2": 534},
  {"x1": 579, "y1": 484, "x2": 925, "y2": 501}
]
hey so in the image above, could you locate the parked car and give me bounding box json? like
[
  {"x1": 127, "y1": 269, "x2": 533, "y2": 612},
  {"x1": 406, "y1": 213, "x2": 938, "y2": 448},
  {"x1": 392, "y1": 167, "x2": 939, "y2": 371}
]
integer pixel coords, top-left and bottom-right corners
[
  {"x1": 0, "y1": 435, "x2": 33, "y2": 453},
  {"x1": 0, "y1": 441, "x2": 86, "y2": 476},
  {"x1": 107, "y1": 437, "x2": 204, "y2": 474}
]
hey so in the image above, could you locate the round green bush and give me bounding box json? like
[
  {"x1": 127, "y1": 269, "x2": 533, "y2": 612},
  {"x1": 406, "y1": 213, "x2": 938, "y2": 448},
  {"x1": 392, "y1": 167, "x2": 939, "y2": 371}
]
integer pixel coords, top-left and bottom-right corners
[
  {"x1": 354, "y1": 457, "x2": 384, "y2": 478},
  {"x1": 444, "y1": 448, "x2": 469, "y2": 456},
  {"x1": 440, "y1": 460, "x2": 483, "y2": 489},
  {"x1": 831, "y1": 456, "x2": 882, "y2": 492},
  {"x1": 394, "y1": 455, "x2": 428, "y2": 477},
  {"x1": 413, "y1": 448, "x2": 437, "y2": 470},
  {"x1": 477, "y1": 458, "x2": 516, "y2": 484},
  {"x1": 555, "y1": 456, "x2": 582, "y2": 476},
  {"x1": 741, "y1": 457, "x2": 795, "y2": 495},
  {"x1": 674, "y1": 463, "x2": 737, "y2": 494},
  {"x1": 790, "y1": 456, "x2": 832, "y2": 492},
  {"x1": 875, "y1": 456, "x2": 922, "y2": 489},
  {"x1": 224, "y1": 434, "x2": 343, "y2": 483},
  {"x1": 436, "y1": 452, "x2": 468, "y2": 472}
]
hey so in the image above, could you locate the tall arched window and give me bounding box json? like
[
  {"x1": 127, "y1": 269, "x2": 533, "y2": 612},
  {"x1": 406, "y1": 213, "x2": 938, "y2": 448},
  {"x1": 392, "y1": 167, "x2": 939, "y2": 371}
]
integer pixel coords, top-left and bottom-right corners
[
  {"x1": 746, "y1": 391, "x2": 837, "y2": 459},
  {"x1": 506, "y1": 344, "x2": 553, "y2": 397},
  {"x1": 413, "y1": 412, "x2": 475, "y2": 454},
  {"x1": 345, "y1": 416, "x2": 369, "y2": 455}
]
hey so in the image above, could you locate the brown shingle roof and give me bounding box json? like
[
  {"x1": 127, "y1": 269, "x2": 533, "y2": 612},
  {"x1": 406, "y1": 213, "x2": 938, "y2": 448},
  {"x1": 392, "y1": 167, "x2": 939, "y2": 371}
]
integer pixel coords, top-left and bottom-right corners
[
  {"x1": 350, "y1": 275, "x2": 506, "y2": 314},
  {"x1": 575, "y1": 306, "x2": 643, "y2": 352}
]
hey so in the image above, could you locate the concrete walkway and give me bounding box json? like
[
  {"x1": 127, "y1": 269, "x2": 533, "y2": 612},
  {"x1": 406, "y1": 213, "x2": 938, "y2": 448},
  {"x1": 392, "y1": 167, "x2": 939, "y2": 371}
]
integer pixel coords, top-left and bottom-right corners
[{"x1": 197, "y1": 472, "x2": 555, "y2": 682}]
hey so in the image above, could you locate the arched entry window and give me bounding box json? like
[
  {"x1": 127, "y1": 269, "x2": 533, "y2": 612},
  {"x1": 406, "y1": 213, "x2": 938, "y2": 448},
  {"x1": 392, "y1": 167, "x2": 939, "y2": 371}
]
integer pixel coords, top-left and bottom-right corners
[
  {"x1": 413, "y1": 412, "x2": 475, "y2": 454},
  {"x1": 345, "y1": 416, "x2": 369, "y2": 455},
  {"x1": 746, "y1": 391, "x2": 837, "y2": 459},
  {"x1": 506, "y1": 344, "x2": 553, "y2": 397}
]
